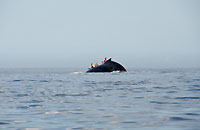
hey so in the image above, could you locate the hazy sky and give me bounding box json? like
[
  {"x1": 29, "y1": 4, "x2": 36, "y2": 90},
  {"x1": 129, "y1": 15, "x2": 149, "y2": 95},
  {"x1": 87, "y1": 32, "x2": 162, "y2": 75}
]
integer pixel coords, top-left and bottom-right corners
[{"x1": 0, "y1": 0, "x2": 199, "y2": 68}]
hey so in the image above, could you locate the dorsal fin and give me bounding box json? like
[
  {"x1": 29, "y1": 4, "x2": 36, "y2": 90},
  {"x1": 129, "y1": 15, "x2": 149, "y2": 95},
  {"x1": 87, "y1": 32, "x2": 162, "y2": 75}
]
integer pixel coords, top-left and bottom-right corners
[{"x1": 108, "y1": 58, "x2": 112, "y2": 61}]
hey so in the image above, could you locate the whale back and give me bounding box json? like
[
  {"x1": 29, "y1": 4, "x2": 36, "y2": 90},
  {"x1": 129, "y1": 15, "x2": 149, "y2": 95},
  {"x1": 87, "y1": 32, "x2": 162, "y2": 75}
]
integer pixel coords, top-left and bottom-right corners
[{"x1": 86, "y1": 58, "x2": 126, "y2": 73}]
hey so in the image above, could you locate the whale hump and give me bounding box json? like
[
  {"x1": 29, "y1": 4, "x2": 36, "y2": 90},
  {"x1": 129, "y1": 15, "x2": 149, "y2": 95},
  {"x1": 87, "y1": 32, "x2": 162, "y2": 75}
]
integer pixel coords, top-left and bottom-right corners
[{"x1": 86, "y1": 58, "x2": 126, "y2": 73}]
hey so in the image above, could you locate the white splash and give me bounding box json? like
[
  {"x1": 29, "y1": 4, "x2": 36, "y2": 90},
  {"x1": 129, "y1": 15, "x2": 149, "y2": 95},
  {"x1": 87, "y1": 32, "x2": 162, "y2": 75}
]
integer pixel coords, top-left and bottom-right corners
[
  {"x1": 111, "y1": 71, "x2": 120, "y2": 73},
  {"x1": 45, "y1": 111, "x2": 60, "y2": 115},
  {"x1": 71, "y1": 72, "x2": 83, "y2": 75}
]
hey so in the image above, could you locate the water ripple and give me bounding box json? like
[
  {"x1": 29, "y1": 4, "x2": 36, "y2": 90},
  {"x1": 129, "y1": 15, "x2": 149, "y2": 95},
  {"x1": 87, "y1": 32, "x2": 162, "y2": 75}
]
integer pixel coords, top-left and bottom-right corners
[
  {"x1": 184, "y1": 113, "x2": 199, "y2": 116},
  {"x1": 16, "y1": 94, "x2": 29, "y2": 97},
  {"x1": 187, "y1": 89, "x2": 200, "y2": 91},
  {"x1": 54, "y1": 94, "x2": 68, "y2": 97},
  {"x1": 54, "y1": 93, "x2": 89, "y2": 97},
  {"x1": 175, "y1": 97, "x2": 200, "y2": 99},
  {"x1": 0, "y1": 122, "x2": 9, "y2": 125},
  {"x1": 39, "y1": 80, "x2": 49, "y2": 82},
  {"x1": 21, "y1": 100, "x2": 43, "y2": 103},
  {"x1": 191, "y1": 84, "x2": 200, "y2": 87},
  {"x1": 150, "y1": 101, "x2": 169, "y2": 104},
  {"x1": 12, "y1": 80, "x2": 23, "y2": 82},
  {"x1": 169, "y1": 117, "x2": 193, "y2": 121}
]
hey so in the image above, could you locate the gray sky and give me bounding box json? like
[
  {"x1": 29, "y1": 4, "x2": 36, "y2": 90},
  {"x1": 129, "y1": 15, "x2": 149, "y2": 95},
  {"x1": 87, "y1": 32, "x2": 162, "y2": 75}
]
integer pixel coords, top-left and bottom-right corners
[{"x1": 0, "y1": 0, "x2": 199, "y2": 68}]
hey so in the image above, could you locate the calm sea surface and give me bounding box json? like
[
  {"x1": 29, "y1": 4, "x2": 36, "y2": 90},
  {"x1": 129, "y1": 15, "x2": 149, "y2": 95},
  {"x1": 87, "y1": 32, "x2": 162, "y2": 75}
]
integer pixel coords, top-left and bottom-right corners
[{"x1": 0, "y1": 68, "x2": 200, "y2": 130}]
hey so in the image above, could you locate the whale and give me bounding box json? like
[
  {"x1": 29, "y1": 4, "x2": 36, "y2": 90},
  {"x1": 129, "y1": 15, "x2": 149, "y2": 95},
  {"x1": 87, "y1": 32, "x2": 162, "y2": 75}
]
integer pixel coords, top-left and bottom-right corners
[{"x1": 86, "y1": 58, "x2": 127, "y2": 73}]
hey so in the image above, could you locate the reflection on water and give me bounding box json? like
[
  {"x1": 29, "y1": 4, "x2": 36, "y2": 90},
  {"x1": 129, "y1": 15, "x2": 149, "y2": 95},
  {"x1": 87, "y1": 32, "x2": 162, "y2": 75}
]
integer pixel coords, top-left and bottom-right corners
[{"x1": 0, "y1": 68, "x2": 200, "y2": 130}]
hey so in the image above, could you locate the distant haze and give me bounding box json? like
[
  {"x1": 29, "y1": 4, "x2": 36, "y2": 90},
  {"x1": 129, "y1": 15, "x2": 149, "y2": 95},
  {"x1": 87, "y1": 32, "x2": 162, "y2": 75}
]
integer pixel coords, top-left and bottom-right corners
[{"x1": 0, "y1": 0, "x2": 199, "y2": 68}]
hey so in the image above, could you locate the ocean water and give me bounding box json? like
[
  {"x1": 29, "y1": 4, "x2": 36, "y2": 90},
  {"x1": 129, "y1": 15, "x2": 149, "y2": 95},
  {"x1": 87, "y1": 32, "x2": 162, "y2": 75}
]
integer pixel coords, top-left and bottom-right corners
[{"x1": 0, "y1": 68, "x2": 200, "y2": 130}]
